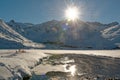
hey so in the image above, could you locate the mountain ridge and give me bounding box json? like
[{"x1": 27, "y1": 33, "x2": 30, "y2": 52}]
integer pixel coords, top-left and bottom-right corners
[
  {"x1": 0, "y1": 19, "x2": 44, "y2": 49},
  {"x1": 0, "y1": 19, "x2": 120, "y2": 49}
]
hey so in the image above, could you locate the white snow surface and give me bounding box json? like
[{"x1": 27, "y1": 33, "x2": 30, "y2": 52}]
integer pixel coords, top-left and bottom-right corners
[{"x1": 0, "y1": 50, "x2": 48, "y2": 80}]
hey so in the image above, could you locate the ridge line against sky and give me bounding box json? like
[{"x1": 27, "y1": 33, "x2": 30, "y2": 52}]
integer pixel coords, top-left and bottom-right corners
[{"x1": 0, "y1": 0, "x2": 120, "y2": 24}]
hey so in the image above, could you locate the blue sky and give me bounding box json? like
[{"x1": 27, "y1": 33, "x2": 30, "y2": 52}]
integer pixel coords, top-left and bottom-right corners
[{"x1": 0, "y1": 0, "x2": 120, "y2": 24}]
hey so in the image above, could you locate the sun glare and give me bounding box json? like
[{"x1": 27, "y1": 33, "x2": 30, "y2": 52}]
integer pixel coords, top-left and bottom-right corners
[{"x1": 65, "y1": 6, "x2": 80, "y2": 21}]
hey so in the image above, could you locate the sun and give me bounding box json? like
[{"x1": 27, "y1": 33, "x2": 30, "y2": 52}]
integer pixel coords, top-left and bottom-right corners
[{"x1": 65, "y1": 6, "x2": 80, "y2": 21}]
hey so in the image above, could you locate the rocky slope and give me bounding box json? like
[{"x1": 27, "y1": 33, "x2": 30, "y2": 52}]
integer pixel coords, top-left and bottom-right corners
[{"x1": 0, "y1": 19, "x2": 44, "y2": 49}]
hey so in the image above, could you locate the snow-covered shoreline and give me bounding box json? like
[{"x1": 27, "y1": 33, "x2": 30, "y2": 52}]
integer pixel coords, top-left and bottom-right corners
[
  {"x1": 0, "y1": 50, "x2": 48, "y2": 80},
  {"x1": 0, "y1": 49, "x2": 120, "y2": 80}
]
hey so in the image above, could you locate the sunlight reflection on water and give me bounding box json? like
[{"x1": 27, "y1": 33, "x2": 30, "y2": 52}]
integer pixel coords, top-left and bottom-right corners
[{"x1": 63, "y1": 64, "x2": 76, "y2": 76}]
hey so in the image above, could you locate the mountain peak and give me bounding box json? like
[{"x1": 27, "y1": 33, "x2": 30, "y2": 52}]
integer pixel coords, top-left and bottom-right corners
[
  {"x1": 9, "y1": 19, "x2": 15, "y2": 23},
  {"x1": 0, "y1": 19, "x2": 4, "y2": 24},
  {"x1": 106, "y1": 22, "x2": 119, "y2": 26}
]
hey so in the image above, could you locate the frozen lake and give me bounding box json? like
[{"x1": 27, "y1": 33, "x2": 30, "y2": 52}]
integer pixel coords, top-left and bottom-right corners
[
  {"x1": 40, "y1": 49, "x2": 120, "y2": 57},
  {"x1": 0, "y1": 49, "x2": 120, "y2": 57}
]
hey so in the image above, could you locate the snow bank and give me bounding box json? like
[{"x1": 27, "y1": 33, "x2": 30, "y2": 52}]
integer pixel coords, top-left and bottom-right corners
[{"x1": 0, "y1": 50, "x2": 48, "y2": 80}]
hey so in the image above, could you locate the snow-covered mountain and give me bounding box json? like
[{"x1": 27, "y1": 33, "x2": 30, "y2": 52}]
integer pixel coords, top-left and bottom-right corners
[
  {"x1": 0, "y1": 19, "x2": 44, "y2": 49},
  {"x1": 0, "y1": 19, "x2": 120, "y2": 49}
]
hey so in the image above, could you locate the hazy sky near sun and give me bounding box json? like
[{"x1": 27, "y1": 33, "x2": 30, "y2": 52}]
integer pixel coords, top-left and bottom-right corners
[{"x1": 0, "y1": 0, "x2": 120, "y2": 24}]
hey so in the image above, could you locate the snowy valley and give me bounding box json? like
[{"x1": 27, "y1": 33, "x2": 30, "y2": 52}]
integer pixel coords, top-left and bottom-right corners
[{"x1": 0, "y1": 19, "x2": 120, "y2": 80}]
